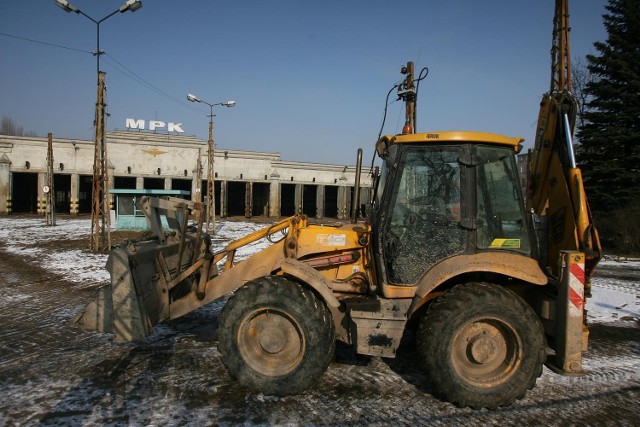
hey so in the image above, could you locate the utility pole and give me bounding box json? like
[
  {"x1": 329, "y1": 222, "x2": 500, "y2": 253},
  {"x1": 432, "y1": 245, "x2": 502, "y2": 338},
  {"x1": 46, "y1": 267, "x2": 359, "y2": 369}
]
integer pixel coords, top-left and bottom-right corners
[
  {"x1": 91, "y1": 71, "x2": 110, "y2": 252},
  {"x1": 206, "y1": 110, "x2": 215, "y2": 234},
  {"x1": 45, "y1": 132, "x2": 56, "y2": 226},
  {"x1": 551, "y1": 0, "x2": 572, "y2": 93},
  {"x1": 55, "y1": 0, "x2": 142, "y2": 251},
  {"x1": 186, "y1": 94, "x2": 236, "y2": 234},
  {"x1": 399, "y1": 61, "x2": 416, "y2": 135},
  {"x1": 194, "y1": 147, "x2": 203, "y2": 215}
]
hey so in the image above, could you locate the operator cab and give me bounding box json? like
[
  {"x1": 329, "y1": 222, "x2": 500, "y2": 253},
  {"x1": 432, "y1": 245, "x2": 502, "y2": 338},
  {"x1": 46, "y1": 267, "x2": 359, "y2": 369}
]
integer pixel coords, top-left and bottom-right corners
[{"x1": 371, "y1": 131, "x2": 530, "y2": 286}]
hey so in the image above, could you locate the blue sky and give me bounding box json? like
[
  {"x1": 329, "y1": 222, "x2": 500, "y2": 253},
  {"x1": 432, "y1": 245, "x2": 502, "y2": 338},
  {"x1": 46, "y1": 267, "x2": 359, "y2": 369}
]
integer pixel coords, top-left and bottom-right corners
[{"x1": 1, "y1": 0, "x2": 608, "y2": 165}]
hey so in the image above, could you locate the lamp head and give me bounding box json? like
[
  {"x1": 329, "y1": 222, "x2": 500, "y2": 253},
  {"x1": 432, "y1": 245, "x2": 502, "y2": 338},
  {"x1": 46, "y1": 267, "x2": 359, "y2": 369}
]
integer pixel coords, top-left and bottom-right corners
[
  {"x1": 187, "y1": 93, "x2": 201, "y2": 103},
  {"x1": 224, "y1": 101, "x2": 236, "y2": 107},
  {"x1": 55, "y1": 0, "x2": 79, "y2": 13},
  {"x1": 119, "y1": 0, "x2": 142, "y2": 13}
]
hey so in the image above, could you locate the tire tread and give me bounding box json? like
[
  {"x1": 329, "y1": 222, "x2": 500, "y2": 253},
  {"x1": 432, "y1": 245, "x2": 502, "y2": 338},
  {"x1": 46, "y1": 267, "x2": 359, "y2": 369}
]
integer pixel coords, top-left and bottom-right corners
[{"x1": 417, "y1": 282, "x2": 546, "y2": 409}]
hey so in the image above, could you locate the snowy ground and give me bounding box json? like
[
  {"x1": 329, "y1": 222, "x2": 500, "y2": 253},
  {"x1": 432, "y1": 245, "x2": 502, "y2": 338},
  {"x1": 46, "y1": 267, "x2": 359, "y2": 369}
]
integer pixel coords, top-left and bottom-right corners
[
  {"x1": 0, "y1": 217, "x2": 275, "y2": 287},
  {"x1": 0, "y1": 216, "x2": 638, "y2": 426}
]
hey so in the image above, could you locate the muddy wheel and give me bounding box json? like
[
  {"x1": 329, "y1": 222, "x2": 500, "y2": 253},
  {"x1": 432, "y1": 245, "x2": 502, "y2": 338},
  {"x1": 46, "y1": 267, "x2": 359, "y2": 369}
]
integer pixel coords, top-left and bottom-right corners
[
  {"x1": 417, "y1": 282, "x2": 545, "y2": 409},
  {"x1": 218, "y1": 276, "x2": 335, "y2": 396}
]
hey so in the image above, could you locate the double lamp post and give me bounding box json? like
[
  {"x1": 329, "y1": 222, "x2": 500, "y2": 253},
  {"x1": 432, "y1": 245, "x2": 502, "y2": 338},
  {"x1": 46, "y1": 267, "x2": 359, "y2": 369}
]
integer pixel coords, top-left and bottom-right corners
[
  {"x1": 187, "y1": 94, "x2": 235, "y2": 234},
  {"x1": 55, "y1": 1, "x2": 234, "y2": 238},
  {"x1": 55, "y1": 0, "x2": 142, "y2": 251}
]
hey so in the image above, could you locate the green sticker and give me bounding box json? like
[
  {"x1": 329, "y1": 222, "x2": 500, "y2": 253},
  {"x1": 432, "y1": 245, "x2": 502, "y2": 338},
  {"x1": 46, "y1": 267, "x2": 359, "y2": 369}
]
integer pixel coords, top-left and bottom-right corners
[{"x1": 489, "y1": 238, "x2": 521, "y2": 249}]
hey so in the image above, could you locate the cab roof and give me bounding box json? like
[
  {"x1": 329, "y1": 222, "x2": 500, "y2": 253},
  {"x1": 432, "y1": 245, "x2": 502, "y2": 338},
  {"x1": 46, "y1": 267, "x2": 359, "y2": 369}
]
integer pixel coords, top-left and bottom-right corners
[{"x1": 376, "y1": 131, "x2": 524, "y2": 156}]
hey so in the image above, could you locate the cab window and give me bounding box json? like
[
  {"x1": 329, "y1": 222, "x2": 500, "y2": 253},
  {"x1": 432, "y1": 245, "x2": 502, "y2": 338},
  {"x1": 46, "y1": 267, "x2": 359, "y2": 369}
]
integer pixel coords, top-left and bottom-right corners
[
  {"x1": 475, "y1": 146, "x2": 530, "y2": 254},
  {"x1": 383, "y1": 146, "x2": 465, "y2": 284}
]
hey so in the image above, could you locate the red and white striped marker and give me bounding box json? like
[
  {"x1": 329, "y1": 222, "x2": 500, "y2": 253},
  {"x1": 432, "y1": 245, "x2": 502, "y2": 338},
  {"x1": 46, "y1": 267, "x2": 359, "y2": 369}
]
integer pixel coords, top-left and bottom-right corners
[{"x1": 568, "y1": 261, "x2": 585, "y2": 317}]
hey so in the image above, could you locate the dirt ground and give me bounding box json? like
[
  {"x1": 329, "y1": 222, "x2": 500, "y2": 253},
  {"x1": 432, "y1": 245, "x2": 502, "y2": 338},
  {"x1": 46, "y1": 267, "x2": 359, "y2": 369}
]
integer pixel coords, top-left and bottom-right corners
[{"x1": 0, "y1": 218, "x2": 639, "y2": 426}]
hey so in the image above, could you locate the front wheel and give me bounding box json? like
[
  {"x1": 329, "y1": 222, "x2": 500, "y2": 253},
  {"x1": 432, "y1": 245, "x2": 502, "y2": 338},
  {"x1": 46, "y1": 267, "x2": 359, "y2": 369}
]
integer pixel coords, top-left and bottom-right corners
[
  {"x1": 417, "y1": 282, "x2": 545, "y2": 409},
  {"x1": 218, "y1": 276, "x2": 335, "y2": 396}
]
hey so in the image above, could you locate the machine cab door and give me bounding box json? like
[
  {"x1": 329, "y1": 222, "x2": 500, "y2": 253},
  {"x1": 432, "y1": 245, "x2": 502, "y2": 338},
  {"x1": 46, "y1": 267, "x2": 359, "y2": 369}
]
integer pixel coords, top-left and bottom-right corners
[
  {"x1": 379, "y1": 145, "x2": 467, "y2": 285},
  {"x1": 474, "y1": 145, "x2": 531, "y2": 256}
]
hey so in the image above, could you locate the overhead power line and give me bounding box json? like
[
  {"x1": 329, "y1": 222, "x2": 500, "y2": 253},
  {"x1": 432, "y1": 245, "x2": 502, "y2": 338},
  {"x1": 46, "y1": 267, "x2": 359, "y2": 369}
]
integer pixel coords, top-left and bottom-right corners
[
  {"x1": 0, "y1": 31, "x2": 91, "y2": 53},
  {"x1": 102, "y1": 53, "x2": 205, "y2": 114},
  {"x1": 0, "y1": 31, "x2": 207, "y2": 116}
]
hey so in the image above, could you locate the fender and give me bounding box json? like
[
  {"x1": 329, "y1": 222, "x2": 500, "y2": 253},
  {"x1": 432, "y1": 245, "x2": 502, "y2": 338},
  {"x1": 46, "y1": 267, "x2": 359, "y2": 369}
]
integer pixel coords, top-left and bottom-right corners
[
  {"x1": 280, "y1": 258, "x2": 341, "y2": 308},
  {"x1": 409, "y1": 252, "x2": 548, "y2": 315}
]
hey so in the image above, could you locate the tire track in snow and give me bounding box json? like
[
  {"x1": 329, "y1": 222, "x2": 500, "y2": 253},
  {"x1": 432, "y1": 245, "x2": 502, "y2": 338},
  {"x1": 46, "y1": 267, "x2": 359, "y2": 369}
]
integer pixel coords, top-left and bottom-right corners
[{"x1": 591, "y1": 281, "x2": 639, "y2": 296}]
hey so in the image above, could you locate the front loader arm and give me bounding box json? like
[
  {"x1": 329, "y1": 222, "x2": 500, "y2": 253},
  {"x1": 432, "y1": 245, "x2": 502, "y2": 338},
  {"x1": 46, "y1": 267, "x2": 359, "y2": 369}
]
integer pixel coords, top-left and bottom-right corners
[{"x1": 73, "y1": 196, "x2": 312, "y2": 342}]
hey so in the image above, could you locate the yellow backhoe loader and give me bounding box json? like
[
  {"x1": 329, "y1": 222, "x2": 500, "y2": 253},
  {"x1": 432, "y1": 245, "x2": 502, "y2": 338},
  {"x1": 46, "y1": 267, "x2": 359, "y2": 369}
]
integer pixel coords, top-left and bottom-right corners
[{"x1": 73, "y1": 0, "x2": 601, "y2": 409}]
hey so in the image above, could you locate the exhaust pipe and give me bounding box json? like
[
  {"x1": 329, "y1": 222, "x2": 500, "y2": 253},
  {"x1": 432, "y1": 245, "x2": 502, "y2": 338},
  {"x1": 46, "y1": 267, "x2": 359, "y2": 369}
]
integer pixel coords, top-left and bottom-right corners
[{"x1": 351, "y1": 148, "x2": 363, "y2": 224}]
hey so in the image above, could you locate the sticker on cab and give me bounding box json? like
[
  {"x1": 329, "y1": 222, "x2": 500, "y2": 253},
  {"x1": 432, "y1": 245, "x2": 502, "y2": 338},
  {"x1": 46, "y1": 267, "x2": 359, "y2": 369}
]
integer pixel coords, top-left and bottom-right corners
[{"x1": 489, "y1": 238, "x2": 521, "y2": 249}]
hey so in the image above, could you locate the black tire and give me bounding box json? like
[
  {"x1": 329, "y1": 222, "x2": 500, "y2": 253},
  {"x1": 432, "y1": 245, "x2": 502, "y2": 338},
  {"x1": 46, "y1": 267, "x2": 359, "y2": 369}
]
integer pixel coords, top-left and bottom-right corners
[
  {"x1": 416, "y1": 282, "x2": 546, "y2": 409},
  {"x1": 217, "y1": 276, "x2": 335, "y2": 396}
]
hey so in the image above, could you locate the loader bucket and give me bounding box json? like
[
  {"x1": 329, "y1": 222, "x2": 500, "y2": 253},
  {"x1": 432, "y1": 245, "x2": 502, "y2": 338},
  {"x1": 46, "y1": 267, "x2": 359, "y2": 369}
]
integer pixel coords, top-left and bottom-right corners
[
  {"x1": 73, "y1": 196, "x2": 207, "y2": 342},
  {"x1": 74, "y1": 243, "x2": 168, "y2": 342}
]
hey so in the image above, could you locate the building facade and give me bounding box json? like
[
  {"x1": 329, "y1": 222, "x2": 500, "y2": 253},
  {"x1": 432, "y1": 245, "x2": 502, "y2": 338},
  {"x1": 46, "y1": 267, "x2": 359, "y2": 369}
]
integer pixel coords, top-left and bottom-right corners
[{"x1": 0, "y1": 131, "x2": 371, "y2": 220}]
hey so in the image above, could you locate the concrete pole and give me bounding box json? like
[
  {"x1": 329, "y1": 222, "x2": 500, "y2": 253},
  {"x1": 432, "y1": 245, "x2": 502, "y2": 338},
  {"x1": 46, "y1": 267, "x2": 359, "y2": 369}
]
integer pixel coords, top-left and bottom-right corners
[
  {"x1": 220, "y1": 180, "x2": 227, "y2": 217},
  {"x1": 269, "y1": 181, "x2": 280, "y2": 218},
  {"x1": 245, "y1": 182, "x2": 252, "y2": 218},
  {"x1": 316, "y1": 185, "x2": 325, "y2": 219},
  {"x1": 337, "y1": 186, "x2": 347, "y2": 220},
  {"x1": 295, "y1": 184, "x2": 303, "y2": 214},
  {"x1": 37, "y1": 172, "x2": 47, "y2": 215},
  {"x1": 70, "y1": 173, "x2": 79, "y2": 215},
  {"x1": 0, "y1": 154, "x2": 11, "y2": 214}
]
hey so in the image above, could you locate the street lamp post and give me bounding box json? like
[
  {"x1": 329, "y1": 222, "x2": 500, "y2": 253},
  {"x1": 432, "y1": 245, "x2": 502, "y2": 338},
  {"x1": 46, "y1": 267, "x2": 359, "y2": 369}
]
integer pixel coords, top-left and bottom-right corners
[
  {"x1": 55, "y1": 0, "x2": 142, "y2": 252},
  {"x1": 187, "y1": 94, "x2": 236, "y2": 234},
  {"x1": 55, "y1": 0, "x2": 142, "y2": 75}
]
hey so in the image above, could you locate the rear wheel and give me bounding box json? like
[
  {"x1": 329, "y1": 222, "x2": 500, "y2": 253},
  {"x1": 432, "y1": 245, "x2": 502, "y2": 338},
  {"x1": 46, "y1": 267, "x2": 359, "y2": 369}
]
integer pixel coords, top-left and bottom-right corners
[
  {"x1": 417, "y1": 282, "x2": 545, "y2": 409},
  {"x1": 218, "y1": 276, "x2": 335, "y2": 396}
]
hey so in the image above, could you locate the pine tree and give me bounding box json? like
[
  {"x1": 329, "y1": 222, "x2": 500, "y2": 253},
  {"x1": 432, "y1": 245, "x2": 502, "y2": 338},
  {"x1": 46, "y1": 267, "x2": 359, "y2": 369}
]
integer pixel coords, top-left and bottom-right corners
[{"x1": 577, "y1": 0, "x2": 640, "y2": 213}]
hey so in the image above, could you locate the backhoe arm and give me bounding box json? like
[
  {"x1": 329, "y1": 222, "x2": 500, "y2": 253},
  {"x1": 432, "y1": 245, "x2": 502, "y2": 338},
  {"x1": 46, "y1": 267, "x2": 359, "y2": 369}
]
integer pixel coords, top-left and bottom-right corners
[{"x1": 527, "y1": 0, "x2": 601, "y2": 280}]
